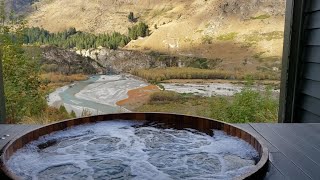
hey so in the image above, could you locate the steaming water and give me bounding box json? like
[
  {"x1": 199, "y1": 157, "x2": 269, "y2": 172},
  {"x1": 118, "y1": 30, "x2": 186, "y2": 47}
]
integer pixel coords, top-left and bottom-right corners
[{"x1": 7, "y1": 121, "x2": 259, "y2": 180}]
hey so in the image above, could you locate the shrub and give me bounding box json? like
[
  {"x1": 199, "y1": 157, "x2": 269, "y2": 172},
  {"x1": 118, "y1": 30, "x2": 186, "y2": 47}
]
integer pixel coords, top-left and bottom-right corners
[
  {"x1": 70, "y1": 110, "x2": 76, "y2": 118},
  {"x1": 81, "y1": 108, "x2": 92, "y2": 117},
  {"x1": 132, "y1": 67, "x2": 280, "y2": 82},
  {"x1": 149, "y1": 91, "x2": 181, "y2": 103},
  {"x1": 244, "y1": 31, "x2": 283, "y2": 43},
  {"x1": 217, "y1": 32, "x2": 237, "y2": 41},
  {"x1": 128, "y1": 22, "x2": 150, "y2": 40},
  {"x1": 201, "y1": 35, "x2": 213, "y2": 44},
  {"x1": 128, "y1": 12, "x2": 134, "y2": 22},
  {"x1": 250, "y1": 14, "x2": 270, "y2": 20},
  {"x1": 59, "y1": 105, "x2": 68, "y2": 116},
  {"x1": 209, "y1": 87, "x2": 278, "y2": 123},
  {"x1": 21, "y1": 106, "x2": 77, "y2": 124},
  {"x1": 136, "y1": 87, "x2": 278, "y2": 123}
]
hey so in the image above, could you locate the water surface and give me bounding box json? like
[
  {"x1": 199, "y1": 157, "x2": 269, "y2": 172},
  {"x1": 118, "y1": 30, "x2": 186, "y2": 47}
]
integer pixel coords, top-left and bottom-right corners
[{"x1": 7, "y1": 121, "x2": 258, "y2": 180}]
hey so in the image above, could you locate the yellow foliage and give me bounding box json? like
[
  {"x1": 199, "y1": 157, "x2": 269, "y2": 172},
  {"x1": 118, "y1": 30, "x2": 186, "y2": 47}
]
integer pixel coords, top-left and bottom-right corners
[
  {"x1": 133, "y1": 67, "x2": 279, "y2": 82},
  {"x1": 41, "y1": 73, "x2": 88, "y2": 83}
]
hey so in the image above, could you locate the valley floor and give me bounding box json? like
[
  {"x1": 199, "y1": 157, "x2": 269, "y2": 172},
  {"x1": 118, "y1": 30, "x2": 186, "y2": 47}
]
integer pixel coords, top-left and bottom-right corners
[{"x1": 46, "y1": 74, "x2": 279, "y2": 123}]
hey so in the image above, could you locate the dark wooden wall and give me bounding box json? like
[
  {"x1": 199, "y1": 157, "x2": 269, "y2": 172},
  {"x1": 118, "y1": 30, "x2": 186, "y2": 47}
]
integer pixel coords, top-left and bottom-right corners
[
  {"x1": 280, "y1": 0, "x2": 320, "y2": 123},
  {"x1": 296, "y1": 1, "x2": 320, "y2": 122}
]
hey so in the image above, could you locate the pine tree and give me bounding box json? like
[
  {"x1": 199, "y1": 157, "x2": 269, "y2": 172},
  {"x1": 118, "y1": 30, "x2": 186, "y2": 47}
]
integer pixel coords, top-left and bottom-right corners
[
  {"x1": 22, "y1": 27, "x2": 132, "y2": 50},
  {"x1": 128, "y1": 12, "x2": 134, "y2": 22}
]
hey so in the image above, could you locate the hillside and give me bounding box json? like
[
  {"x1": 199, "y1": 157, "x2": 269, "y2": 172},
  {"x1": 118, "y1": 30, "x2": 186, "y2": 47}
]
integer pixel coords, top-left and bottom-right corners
[
  {"x1": 25, "y1": 0, "x2": 286, "y2": 75},
  {"x1": 4, "y1": 0, "x2": 38, "y2": 16}
]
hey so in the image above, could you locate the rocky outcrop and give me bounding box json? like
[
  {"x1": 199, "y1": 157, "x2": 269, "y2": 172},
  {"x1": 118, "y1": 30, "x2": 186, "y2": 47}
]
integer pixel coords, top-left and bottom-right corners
[
  {"x1": 41, "y1": 46, "x2": 222, "y2": 75},
  {"x1": 5, "y1": 0, "x2": 37, "y2": 16},
  {"x1": 73, "y1": 48, "x2": 166, "y2": 74},
  {"x1": 73, "y1": 47, "x2": 224, "y2": 74},
  {"x1": 41, "y1": 46, "x2": 102, "y2": 75},
  {"x1": 218, "y1": 0, "x2": 286, "y2": 19}
]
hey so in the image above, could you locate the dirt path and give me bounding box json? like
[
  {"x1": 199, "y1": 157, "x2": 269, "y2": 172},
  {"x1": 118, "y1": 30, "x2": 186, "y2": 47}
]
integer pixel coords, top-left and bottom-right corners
[{"x1": 116, "y1": 85, "x2": 160, "y2": 110}]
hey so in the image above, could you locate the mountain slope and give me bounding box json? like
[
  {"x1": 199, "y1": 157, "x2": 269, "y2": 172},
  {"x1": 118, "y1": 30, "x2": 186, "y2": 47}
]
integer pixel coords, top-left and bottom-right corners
[
  {"x1": 26, "y1": 0, "x2": 286, "y2": 74},
  {"x1": 4, "y1": 0, "x2": 38, "y2": 16}
]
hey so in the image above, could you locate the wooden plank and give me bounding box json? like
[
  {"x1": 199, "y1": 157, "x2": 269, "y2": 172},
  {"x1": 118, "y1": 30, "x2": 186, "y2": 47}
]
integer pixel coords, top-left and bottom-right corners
[
  {"x1": 306, "y1": 29, "x2": 320, "y2": 45},
  {"x1": 269, "y1": 152, "x2": 311, "y2": 180},
  {"x1": 235, "y1": 124, "x2": 279, "y2": 153},
  {"x1": 236, "y1": 124, "x2": 291, "y2": 179},
  {"x1": 0, "y1": 125, "x2": 20, "y2": 150},
  {"x1": 303, "y1": 63, "x2": 320, "y2": 81},
  {"x1": 288, "y1": 124, "x2": 320, "y2": 150},
  {"x1": 299, "y1": 108, "x2": 320, "y2": 123},
  {"x1": 267, "y1": 124, "x2": 320, "y2": 164},
  {"x1": 304, "y1": 57, "x2": 320, "y2": 63},
  {"x1": 0, "y1": 125, "x2": 40, "y2": 153},
  {"x1": 304, "y1": 46, "x2": 320, "y2": 59},
  {"x1": 0, "y1": 125, "x2": 16, "y2": 137},
  {"x1": 306, "y1": 11, "x2": 320, "y2": 29},
  {"x1": 301, "y1": 79, "x2": 320, "y2": 99},
  {"x1": 305, "y1": 124, "x2": 320, "y2": 137},
  {"x1": 250, "y1": 123, "x2": 318, "y2": 179},
  {"x1": 298, "y1": 94, "x2": 320, "y2": 117},
  {"x1": 0, "y1": 126, "x2": 30, "y2": 148},
  {"x1": 264, "y1": 159, "x2": 286, "y2": 180},
  {"x1": 305, "y1": 1, "x2": 320, "y2": 12},
  {"x1": 307, "y1": 123, "x2": 320, "y2": 129}
]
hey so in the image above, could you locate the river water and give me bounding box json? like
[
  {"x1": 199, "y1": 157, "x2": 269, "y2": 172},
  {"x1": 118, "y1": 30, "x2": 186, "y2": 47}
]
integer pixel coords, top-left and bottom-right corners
[
  {"x1": 47, "y1": 75, "x2": 276, "y2": 117},
  {"x1": 47, "y1": 75, "x2": 147, "y2": 117}
]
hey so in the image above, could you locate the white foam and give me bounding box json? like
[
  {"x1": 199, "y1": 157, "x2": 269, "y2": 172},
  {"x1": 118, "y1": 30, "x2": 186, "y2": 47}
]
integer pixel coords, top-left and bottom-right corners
[{"x1": 6, "y1": 121, "x2": 258, "y2": 180}]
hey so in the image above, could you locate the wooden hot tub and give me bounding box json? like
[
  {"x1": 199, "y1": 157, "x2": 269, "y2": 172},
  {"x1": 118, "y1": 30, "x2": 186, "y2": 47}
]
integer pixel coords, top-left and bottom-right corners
[{"x1": 0, "y1": 113, "x2": 269, "y2": 179}]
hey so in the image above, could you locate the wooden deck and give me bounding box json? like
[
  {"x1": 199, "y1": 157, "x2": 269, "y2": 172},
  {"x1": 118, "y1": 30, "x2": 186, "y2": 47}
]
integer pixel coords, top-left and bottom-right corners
[
  {"x1": 0, "y1": 123, "x2": 320, "y2": 180},
  {"x1": 236, "y1": 123, "x2": 320, "y2": 180}
]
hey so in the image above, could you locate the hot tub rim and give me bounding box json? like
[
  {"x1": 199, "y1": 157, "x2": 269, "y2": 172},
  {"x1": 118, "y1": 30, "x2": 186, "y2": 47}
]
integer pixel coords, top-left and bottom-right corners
[{"x1": 0, "y1": 112, "x2": 269, "y2": 180}]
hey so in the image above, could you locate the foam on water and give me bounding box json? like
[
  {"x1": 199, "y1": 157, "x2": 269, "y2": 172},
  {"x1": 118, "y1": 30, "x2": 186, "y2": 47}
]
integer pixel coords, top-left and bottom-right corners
[{"x1": 7, "y1": 121, "x2": 259, "y2": 180}]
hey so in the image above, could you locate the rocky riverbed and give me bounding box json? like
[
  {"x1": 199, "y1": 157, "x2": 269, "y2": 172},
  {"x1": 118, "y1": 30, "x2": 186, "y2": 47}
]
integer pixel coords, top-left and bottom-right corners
[{"x1": 47, "y1": 74, "x2": 278, "y2": 117}]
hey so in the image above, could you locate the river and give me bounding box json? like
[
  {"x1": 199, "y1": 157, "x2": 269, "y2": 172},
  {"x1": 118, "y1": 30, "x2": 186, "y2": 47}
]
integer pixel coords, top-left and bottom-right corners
[
  {"x1": 48, "y1": 75, "x2": 278, "y2": 117},
  {"x1": 47, "y1": 75, "x2": 148, "y2": 117}
]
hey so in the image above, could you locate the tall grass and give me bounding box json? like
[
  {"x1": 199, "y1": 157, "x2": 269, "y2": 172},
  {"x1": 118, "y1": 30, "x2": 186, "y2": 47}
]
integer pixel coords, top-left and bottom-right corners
[
  {"x1": 40, "y1": 73, "x2": 88, "y2": 93},
  {"x1": 149, "y1": 91, "x2": 182, "y2": 103},
  {"x1": 216, "y1": 32, "x2": 238, "y2": 41},
  {"x1": 210, "y1": 87, "x2": 278, "y2": 123},
  {"x1": 136, "y1": 88, "x2": 278, "y2": 123},
  {"x1": 132, "y1": 67, "x2": 279, "y2": 82},
  {"x1": 41, "y1": 73, "x2": 88, "y2": 83},
  {"x1": 20, "y1": 106, "x2": 76, "y2": 124},
  {"x1": 250, "y1": 14, "x2": 270, "y2": 20}
]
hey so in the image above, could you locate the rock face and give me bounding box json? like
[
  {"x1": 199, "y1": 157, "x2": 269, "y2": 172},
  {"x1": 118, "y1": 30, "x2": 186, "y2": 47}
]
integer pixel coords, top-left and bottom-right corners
[
  {"x1": 5, "y1": 0, "x2": 37, "y2": 16},
  {"x1": 73, "y1": 48, "x2": 166, "y2": 74},
  {"x1": 41, "y1": 46, "x2": 169, "y2": 75},
  {"x1": 218, "y1": 0, "x2": 286, "y2": 18},
  {"x1": 41, "y1": 46, "x2": 102, "y2": 75}
]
